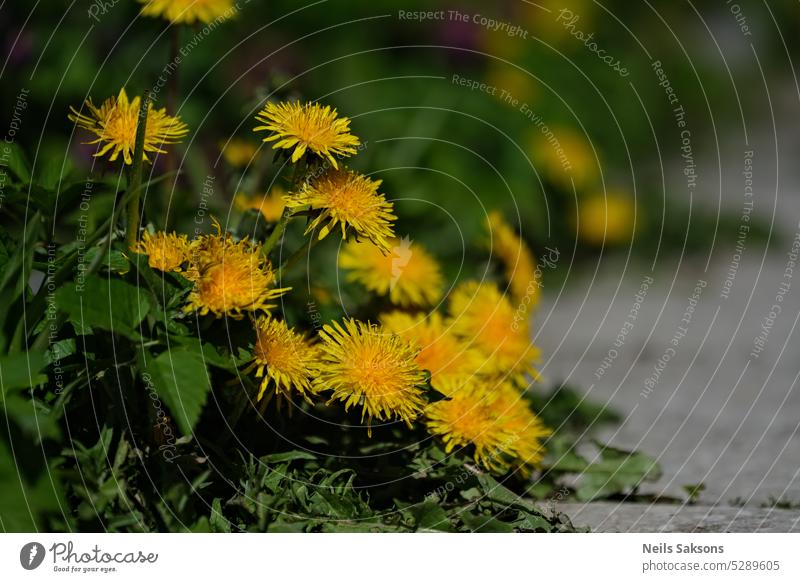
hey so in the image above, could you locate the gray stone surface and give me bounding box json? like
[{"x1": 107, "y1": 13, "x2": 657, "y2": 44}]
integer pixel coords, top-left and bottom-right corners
[
  {"x1": 533, "y1": 83, "x2": 800, "y2": 511},
  {"x1": 555, "y1": 502, "x2": 800, "y2": 533}
]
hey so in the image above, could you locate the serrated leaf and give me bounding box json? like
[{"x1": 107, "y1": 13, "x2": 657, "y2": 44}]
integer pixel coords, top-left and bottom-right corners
[
  {"x1": 1, "y1": 142, "x2": 31, "y2": 183},
  {"x1": 260, "y1": 450, "x2": 316, "y2": 464},
  {"x1": 410, "y1": 501, "x2": 453, "y2": 532},
  {"x1": 169, "y1": 336, "x2": 240, "y2": 370},
  {"x1": 0, "y1": 351, "x2": 47, "y2": 394},
  {"x1": 460, "y1": 512, "x2": 515, "y2": 533},
  {"x1": 210, "y1": 498, "x2": 231, "y2": 533},
  {"x1": 83, "y1": 248, "x2": 129, "y2": 274},
  {"x1": 142, "y1": 349, "x2": 209, "y2": 436},
  {"x1": 575, "y1": 443, "x2": 662, "y2": 501},
  {"x1": 55, "y1": 275, "x2": 151, "y2": 339}
]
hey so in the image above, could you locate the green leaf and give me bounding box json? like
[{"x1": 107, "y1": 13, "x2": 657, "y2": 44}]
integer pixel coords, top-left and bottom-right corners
[
  {"x1": 575, "y1": 443, "x2": 662, "y2": 501},
  {"x1": 169, "y1": 336, "x2": 240, "y2": 370},
  {"x1": 409, "y1": 501, "x2": 453, "y2": 532},
  {"x1": 55, "y1": 275, "x2": 151, "y2": 339},
  {"x1": 0, "y1": 351, "x2": 47, "y2": 394},
  {"x1": 142, "y1": 349, "x2": 210, "y2": 435},
  {"x1": 36, "y1": 155, "x2": 73, "y2": 190},
  {"x1": 260, "y1": 450, "x2": 317, "y2": 464},
  {"x1": 1, "y1": 394, "x2": 60, "y2": 441},
  {"x1": 1, "y1": 142, "x2": 31, "y2": 183},
  {"x1": 209, "y1": 498, "x2": 231, "y2": 533},
  {"x1": 544, "y1": 435, "x2": 590, "y2": 473},
  {"x1": 459, "y1": 512, "x2": 515, "y2": 533},
  {"x1": 83, "y1": 248, "x2": 129, "y2": 274},
  {"x1": 0, "y1": 440, "x2": 60, "y2": 531}
]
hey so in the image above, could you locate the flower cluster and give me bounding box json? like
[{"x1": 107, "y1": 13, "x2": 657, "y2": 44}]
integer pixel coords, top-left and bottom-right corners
[{"x1": 87, "y1": 90, "x2": 549, "y2": 475}]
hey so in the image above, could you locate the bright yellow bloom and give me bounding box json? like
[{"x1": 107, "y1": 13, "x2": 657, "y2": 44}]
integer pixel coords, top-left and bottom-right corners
[
  {"x1": 286, "y1": 168, "x2": 396, "y2": 252},
  {"x1": 530, "y1": 125, "x2": 597, "y2": 191},
  {"x1": 250, "y1": 317, "x2": 317, "y2": 402},
  {"x1": 253, "y1": 101, "x2": 360, "y2": 169},
  {"x1": 184, "y1": 227, "x2": 289, "y2": 318},
  {"x1": 486, "y1": 211, "x2": 539, "y2": 304},
  {"x1": 339, "y1": 238, "x2": 443, "y2": 307},
  {"x1": 68, "y1": 88, "x2": 189, "y2": 165},
  {"x1": 234, "y1": 187, "x2": 286, "y2": 222},
  {"x1": 426, "y1": 382, "x2": 550, "y2": 473},
  {"x1": 448, "y1": 281, "x2": 540, "y2": 386},
  {"x1": 381, "y1": 311, "x2": 483, "y2": 396},
  {"x1": 220, "y1": 138, "x2": 259, "y2": 168},
  {"x1": 576, "y1": 192, "x2": 635, "y2": 246},
  {"x1": 132, "y1": 230, "x2": 190, "y2": 272},
  {"x1": 139, "y1": 0, "x2": 236, "y2": 25},
  {"x1": 313, "y1": 319, "x2": 427, "y2": 434}
]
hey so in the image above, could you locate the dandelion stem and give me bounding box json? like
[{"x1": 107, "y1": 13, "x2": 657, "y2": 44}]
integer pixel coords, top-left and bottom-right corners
[
  {"x1": 261, "y1": 158, "x2": 306, "y2": 258},
  {"x1": 126, "y1": 91, "x2": 150, "y2": 248},
  {"x1": 276, "y1": 231, "x2": 320, "y2": 280}
]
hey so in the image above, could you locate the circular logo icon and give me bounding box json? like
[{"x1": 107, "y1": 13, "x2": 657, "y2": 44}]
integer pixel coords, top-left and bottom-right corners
[{"x1": 20, "y1": 542, "x2": 46, "y2": 570}]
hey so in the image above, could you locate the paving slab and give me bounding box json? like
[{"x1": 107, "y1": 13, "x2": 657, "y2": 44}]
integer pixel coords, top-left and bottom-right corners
[{"x1": 555, "y1": 502, "x2": 800, "y2": 533}]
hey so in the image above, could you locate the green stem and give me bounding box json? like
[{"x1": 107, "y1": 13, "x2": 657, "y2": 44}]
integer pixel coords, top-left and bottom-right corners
[
  {"x1": 261, "y1": 207, "x2": 292, "y2": 258},
  {"x1": 126, "y1": 91, "x2": 150, "y2": 248},
  {"x1": 276, "y1": 232, "x2": 321, "y2": 280},
  {"x1": 260, "y1": 158, "x2": 307, "y2": 258}
]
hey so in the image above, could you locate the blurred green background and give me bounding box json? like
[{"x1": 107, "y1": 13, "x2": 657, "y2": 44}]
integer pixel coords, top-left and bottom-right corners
[{"x1": 1, "y1": 0, "x2": 793, "y2": 278}]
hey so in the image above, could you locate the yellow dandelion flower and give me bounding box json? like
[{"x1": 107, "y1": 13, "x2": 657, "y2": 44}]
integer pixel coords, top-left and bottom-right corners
[
  {"x1": 184, "y1": 227, "x2": 289, "y2": 318},
  {"x1": 381, "y1": 311, "x2": 483, "y2": 396},
  {"x1": 426, "y1": 382, "x2": 550, "y2": 473},
  {"x1": 491, "y1": 384, "x2": 552, "y2": 471},
  {"x1": 313, "y1": 318, "x2": 427, "y2": 433},
  {"x1": 132, "y1": 230, "x2": 190, "y2": 272},
  {"x1": 448, "y1": 281, "x2": 540, "y2": 386},
  {"x1": 220, "y1": 138, "x2": 259, "y2": 168},
  {"x1": 139, "y1": 0, "x2": 236, "y2": 25},
  {"x1": 250, "y1": 317, "x2": 317, "y2": 402},
  {"x1": 68, "y1": 88, "x2": 189, "y2": 165},
  {"x1": 530, "y1": 125, "x2": 597, "y2": 191},
  {"x1": 486, "y1": 211, "x2": 539, "y2": 304},
  {"x1": 253, "y1": 101, "x2": 360, "y2": 168},
  {"x1": 575, "y1": 192, "x2": 635, "y2": 246},
  {"x1": 339, "y1": 238, "x2": 443, "y2": 307},
  {"x1": 286, "y1": 168, "x2": 396, "y2": 252},
  {"x1": 234, "y1": 186, "x2": 286, "y2": 222}
]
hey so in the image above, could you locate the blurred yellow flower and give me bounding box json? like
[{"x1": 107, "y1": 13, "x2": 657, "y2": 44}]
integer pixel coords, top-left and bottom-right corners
[
  {"x1": 139, "y1": 0, "x2": 236, "y2": 25},
  {"x1": 339, "y1": 237, "x2": 443, "y2": 307},
  {"x1": 486, "y1": 211, "x2": 539, "y2": 304},
  {"x1": 381, "y1": 311, "x2": 483, "y2": 396},
  {"x1": 132, "y1": 231, "x2": 190, "y2": 273},
  {"x1": 314, "y1": 318, "x2": 427, "y2": 434},
  {"x1": 484, "y1": 65, "x2": 537, "y2": 105},
  {"x1": 234, "y1": 187, "x2": 286, "y2": 222},
  {"x1": 425, "y1": 381, "x2": 550, "y2": 473},
  {"x1": 69, "y1": 88, "x2": 189, "y2": 165},
  {"x1": 253, "y1": 101, "x2": 360, "y2": 169},
  {"x1": 576, "y1": 192, "x2": 636, "y2": 246},
  {"x1": 448, "y1": 281, "x2": 540, "y2": 386},
  {"x1": 250, "y1": 317, "x2": 317, "y2": 402},
  {"x1": 184, "y1": 227, "x2": 289, "y2": 318},
  {"x1": 530, "y1": 125, "x2": 597, "y2": 191},
  {"x1": 220, "y1": 138, "x2": 259, "y2": 168},
  {"x1": 286, "y1": 168, "x2": 396, "y2": 252}
]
